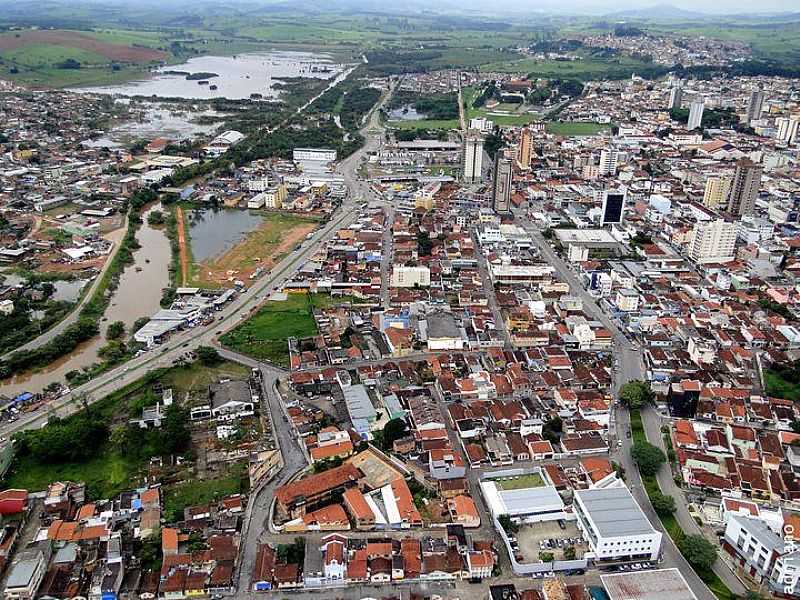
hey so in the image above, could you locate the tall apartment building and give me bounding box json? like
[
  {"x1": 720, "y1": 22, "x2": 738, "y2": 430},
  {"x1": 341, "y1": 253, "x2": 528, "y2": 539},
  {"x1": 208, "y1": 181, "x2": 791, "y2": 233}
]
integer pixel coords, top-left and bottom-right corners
[
  {"x1": 776, "y1": 117, "x2": 800, "y2": 144},
  {"x1": 668, "y1": 85, "x2": 683, "y2": 110},
  {"x1": 462, "y1": 131, "x2": 484, "y2": 184},
  {"x1": 599, "y1": 148, "x2": 620, "y2": 176},
  {"x1": 746, "y1": 89, "x2": 765, "y2": 123},
  {"x1": 600, "y1": 190, "x2": 626, "y2": 225},
  {"x1": 727, "y1": 159, "x2": 763, "y2": 217},
  {"x1": 702, "y1": 176, "x2": 732, "y2": 210},
  {"x1": 517, "y1": 127, "x2": 533, "y2": 170},
  {"x1": 688, "y1": 218, "x2": 737, "y2": 264},
  {"x1": 688, "y1": 101, "x2": 705, "y2": 130},
  {"x1": 492, "y1": 157, "x2": 513, "y2": 214}
]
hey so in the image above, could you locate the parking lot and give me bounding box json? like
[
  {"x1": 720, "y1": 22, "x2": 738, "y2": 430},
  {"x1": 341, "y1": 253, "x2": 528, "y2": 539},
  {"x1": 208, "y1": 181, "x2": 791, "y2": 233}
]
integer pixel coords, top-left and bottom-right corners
[{"x1": 515, "y1": 519, "x2": 587, "y2": 563}]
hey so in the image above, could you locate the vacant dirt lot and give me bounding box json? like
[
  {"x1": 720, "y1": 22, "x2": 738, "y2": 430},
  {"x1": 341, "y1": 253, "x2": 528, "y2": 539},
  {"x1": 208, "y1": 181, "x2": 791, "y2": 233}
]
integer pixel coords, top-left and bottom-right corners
[{"x1": 0, "y1": 30, "x2": 167, "y2": 63}]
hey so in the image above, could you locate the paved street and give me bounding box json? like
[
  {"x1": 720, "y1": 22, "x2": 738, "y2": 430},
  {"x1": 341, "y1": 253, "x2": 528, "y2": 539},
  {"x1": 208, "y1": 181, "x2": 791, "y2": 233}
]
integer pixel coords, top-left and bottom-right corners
[
  {"x1": 518, "y1": 208, "x2": 745, "y2": 600},
  {"x1": 473, "y1": 232, "x2": 513, "y2": 349},
  {"x1": 380, "y1": 204, "x2": 395, "y2": 309}
]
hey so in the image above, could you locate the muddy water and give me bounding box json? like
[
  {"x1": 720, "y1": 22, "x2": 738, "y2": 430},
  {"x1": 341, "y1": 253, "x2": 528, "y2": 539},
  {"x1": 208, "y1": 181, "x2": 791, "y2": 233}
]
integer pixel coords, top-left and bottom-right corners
[
  {"x1": 1, "y1": 204, "x2": 171, "y2": 396},
  {"x1": 187, "y1": 207, "x2": 264, "y2": 262},
  {"x1": 71, "y1": 51, "x2": 343, "y2": 101}
]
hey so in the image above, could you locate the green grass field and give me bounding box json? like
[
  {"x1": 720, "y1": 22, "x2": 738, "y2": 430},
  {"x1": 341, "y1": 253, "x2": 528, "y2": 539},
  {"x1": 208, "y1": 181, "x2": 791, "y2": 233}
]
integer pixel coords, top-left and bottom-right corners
[
  {"x1": 495, "y1": 473, "x2": 545, "y2": 490},
  {"x1": 546, "y1": 121, "x2": 609, "y2": 136},
  {"x1": 5, "y1": 451, "x2": 137, "y2": 500},
  {"x1": 219, "y1": 293, "x2": 365, "y2": 366},
  {"x1": 389, "y1": 118, "x2": 460, "y2": 130},
  {"x1": 480, "y1": 52, "x2": 655, "y2": 80},
  {"x1": 163, "y1": 464, "x2": 248, "y2": 522},
  {"x1": 219, "y1": 293, "x2": 320, "y2": 366}
]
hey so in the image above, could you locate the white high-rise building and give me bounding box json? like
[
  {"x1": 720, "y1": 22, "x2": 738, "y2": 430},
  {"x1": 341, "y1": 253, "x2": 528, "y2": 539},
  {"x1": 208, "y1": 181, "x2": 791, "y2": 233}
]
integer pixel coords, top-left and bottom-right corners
[
  {"x1": 688, "y1": 101, "x2": 705, "y2": 130},
  {"x1": 776, "y1": 117, "x2": 800, "y2": 144},
  {"x1": 492, "y1": 157, "x2": 513, "y2": 213},
  {"x1": 688, "y1": 218, "x2": 737, "y2": 264},
  {"x1": 599, "y1": 148, "x2": 620, "y2": 175},
  {"x1": 702, "y1": 176, "x2": 732, "y2": 210},
  {"x1": 463, "y1": 131, "x2": 484, "y2": 184},
  {"x1": 668, "y1": 86, "x2": 683, "y2": 110}
]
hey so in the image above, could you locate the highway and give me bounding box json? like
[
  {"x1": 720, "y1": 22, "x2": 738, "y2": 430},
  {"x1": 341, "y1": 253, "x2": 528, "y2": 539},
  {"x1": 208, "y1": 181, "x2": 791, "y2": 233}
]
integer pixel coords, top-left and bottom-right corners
[
  {"x1": 1, "y1": 70, "x2": 358, "y2": 363},
  {"x1": 0, "y1": 80, "x2": 393, "y2": 439}
]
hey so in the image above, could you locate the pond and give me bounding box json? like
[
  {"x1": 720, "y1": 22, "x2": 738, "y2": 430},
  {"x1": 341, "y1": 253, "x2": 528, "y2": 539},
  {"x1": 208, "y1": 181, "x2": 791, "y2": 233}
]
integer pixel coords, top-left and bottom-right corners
[
  {"x1": 187, "y1": 208, "x2": 265, "y2": 263},
  {"x1": 50, "y1": 279, "x2": 89, "y2": 303},
  {"x1": 71, "y1": 50, "x2": 344, "y2": 100}
]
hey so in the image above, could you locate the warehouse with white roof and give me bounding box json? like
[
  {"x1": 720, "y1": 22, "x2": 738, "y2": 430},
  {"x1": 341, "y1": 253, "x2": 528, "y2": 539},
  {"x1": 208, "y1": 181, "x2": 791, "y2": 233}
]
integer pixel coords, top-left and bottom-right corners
[
  {"x1": 480, "y1": 469, "x2": 567, "y2": 523},
  {"x1": 573, "y1": 486, "x2": 662, "y2": 562}
]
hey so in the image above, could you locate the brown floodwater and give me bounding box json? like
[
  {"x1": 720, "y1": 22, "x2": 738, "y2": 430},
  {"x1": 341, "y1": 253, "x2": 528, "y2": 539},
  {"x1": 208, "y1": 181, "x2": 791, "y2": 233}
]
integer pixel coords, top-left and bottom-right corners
[{"x1": 2, "y1": 204, "x2": 171, "y2": 396}]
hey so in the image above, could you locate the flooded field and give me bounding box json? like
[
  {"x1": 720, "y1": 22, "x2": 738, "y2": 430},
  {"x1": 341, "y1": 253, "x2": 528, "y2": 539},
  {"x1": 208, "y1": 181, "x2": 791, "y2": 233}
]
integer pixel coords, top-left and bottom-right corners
[
  {"x1": 72, "y1": 50, "x2": 343, "y2": 100},
  {"x1": 83, "y1": 103, "x2": 222, "y2": 148},
  {"x1": 50, "y1": 279, "x2": 89, "y2": 303}
]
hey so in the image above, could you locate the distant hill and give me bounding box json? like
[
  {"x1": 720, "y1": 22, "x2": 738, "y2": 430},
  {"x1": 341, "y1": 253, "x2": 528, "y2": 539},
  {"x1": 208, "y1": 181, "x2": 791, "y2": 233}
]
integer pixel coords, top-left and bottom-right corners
[{"x1": 604, "y1": 4, "x2": 708, "y2": 20}]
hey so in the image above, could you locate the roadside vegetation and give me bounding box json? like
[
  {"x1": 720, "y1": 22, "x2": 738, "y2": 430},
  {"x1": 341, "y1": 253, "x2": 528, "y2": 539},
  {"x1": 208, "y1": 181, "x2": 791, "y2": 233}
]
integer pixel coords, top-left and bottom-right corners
[
  {"x1": 3, "y1": 358, "x2": 250, "y2": 500},
  {"x1": 623, "y1": 382, "x2": 735, "y2": 600}
]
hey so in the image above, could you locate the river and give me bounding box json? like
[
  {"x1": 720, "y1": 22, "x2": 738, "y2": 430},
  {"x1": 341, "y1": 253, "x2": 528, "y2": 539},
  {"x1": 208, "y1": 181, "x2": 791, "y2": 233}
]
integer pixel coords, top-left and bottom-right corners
[
  {"x1": 1, "y1": 204, "x2": 171, "y2": 396},
  {"x1": 71, "y1": 51, "x2": 343, "y2": 100}
]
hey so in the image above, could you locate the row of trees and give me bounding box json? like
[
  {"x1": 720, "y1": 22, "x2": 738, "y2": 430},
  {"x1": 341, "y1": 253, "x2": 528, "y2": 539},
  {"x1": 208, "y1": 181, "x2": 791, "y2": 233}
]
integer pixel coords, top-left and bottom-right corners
[{"x1": 620, "y1": 381, "x2": 723, "y2": 583}]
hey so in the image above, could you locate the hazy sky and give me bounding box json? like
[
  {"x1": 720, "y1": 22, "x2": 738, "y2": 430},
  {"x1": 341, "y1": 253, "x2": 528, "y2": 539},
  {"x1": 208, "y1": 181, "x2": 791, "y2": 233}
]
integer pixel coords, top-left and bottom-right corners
[{"x1": 491, "y1": 0, "x2": 799, "y2": 14}]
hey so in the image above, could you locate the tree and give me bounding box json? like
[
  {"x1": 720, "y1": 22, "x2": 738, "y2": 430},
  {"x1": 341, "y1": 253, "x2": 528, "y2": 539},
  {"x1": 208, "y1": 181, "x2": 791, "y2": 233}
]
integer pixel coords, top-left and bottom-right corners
[
  {"x1": 563, "y1": 546, "x2": 576, "y2": 560},
  {"x1": 540, "y1": 552, "x2": 554, "y2": 563},
  {"x1": 162, "y1": 404, "x2": 191, "y2": 455},
  {"x1": 106, "y1": 321, "x2": 125, "y2": 340},
  {"x1": 542, "y1": 416, "x2": 563, "y2": 444},
  {"x1": 631, "y1": 441, "x2": 666, "y2": 476},
  {"x1": 619, "y1": 380, "x2": 653, "y2": 409},
  {"x1": 196, "y1": 345, "x2": 221, "y2": 366},
  {"x1": 136, "y1": 533, "x2": 163, "y2": 571},
  {"x1": 382, "y1": 418, "x2": 409, "y2": 450},
  {"x1": 650, "y1": 490, "x2": 676, "y2": 516},
  {"x1": 147, "y1": 210, "x2": 165, "y2": 226},
  {"x1": 678, "y1": 534, "x2": 717, "y2": 571},
  {"x1": 498, "y1": 514, "x2": 519, "y2": 535}
]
